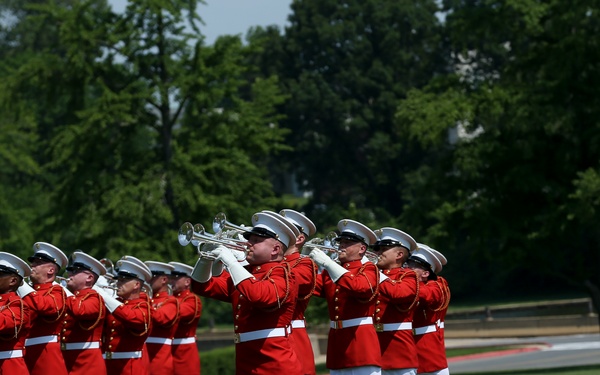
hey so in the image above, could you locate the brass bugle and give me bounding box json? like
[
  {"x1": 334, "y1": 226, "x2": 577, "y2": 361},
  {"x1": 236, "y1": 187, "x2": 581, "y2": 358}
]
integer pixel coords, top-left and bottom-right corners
[
  {"x1": 212, "y1": 212, "x2": 249, "y2": 238},
  {"x1": 364, "y1": 250, "x2": 380, "y2": 264},
  {"x1": 304, "y1": 231, "x2": 343, "y2": 261},
  {"x1": 96, "y1": 284, "x2": 119, "y2": 291},
  {"x1": 178, "y1": 222, "x2": 248, "y2": 261}
]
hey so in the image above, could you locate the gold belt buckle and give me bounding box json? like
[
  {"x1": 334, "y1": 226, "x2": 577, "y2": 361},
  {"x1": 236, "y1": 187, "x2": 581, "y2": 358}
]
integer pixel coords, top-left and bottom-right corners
[
  {"x1": 105, "y1": 351, "x2": 113, "y2": 360},
  {"x1": 60, "y1": 342, "x2": 66, "y2": 351},
  {"x1": 375, "y1": 323, "x2": 383, "y2": 332},
  {"x1": 233, "y1": 333, "x2": 240, "y2": 344}
]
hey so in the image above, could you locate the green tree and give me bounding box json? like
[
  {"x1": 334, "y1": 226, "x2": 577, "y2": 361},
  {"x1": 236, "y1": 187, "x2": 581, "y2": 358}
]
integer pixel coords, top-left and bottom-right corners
[
  {"x1": 261, "y1": 0, "x2": 447, "y2": 227},
  {"x1": 0, "y1": 0, "x2": 290, "y2": 266},
  {"x1": 397, "y1": 0, "x2": 600, "y2": 299}
]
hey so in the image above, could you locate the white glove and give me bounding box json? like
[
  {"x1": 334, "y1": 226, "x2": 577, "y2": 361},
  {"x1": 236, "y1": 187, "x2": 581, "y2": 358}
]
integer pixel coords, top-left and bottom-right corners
[
  {"x1": 61, "y1": 284, "x2": 74, "y2": 297},
  {"x1": 92, "y1": 284, "x2": 122, "y2": 313},
  {"x1": 191, "y1": 258, "x2": 213, "y2": 283},
  {"x1": 95, "y1": 275, "x2": 110, "y2": 287},
  {"x1": 218, "y1": 249, "x2": 253, "y2": 286},
  {"x1": 379, "y1": 272, "x2": 390, "y2": 284},
  {"x1": 17, "y1": 281, "x2": 35, "y2": 298},
  {"x1": 211, "y1": 260, "x2": 224, "y2": 277},
  {"x1": 309, "y1": 249, "x2": 348, "y2": 282}
]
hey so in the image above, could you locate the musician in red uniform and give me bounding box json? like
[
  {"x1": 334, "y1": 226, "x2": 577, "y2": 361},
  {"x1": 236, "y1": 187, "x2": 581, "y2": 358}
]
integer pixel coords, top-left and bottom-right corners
[
  {"x1": 373, "y1": 228, "x2": 419, "y2": 375},
  {"x1": 0, "y1": 252, "x2": 31, "y2": 374},
  {"x1": 279, "y1": 209, "x2": 318, "y2": 375},
  {"x1": 93, "y1": 259, "x2": 153, "y2": 375},
  {"x1": 309, "y1": 219, "x2": 381, "y2": 375},
  {"x1": 407, "y1": 244, "x2": 450, "y2": 375},
  {"x1": 18, "y1": 242, "x2": 69, "y2": 375},
  {"x1": 191, "y1": 212, "x2": 302, "y2": 374},
  {"x1": 144, "y1": 261, "x2": 179, "y2": 375},
  {"x1": 168, "y1": 261, "x2": 201, "y2": 375},
  {"x1": 60, "y1": 251, "x2": 107, "y2": 375}
]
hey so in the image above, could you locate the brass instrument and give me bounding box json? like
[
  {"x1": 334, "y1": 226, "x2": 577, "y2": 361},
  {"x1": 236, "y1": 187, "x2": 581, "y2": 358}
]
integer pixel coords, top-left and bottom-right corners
[
  {"x1": 178, "y1": 222, "x2": 248, "y2": 261},
  {"x1": 304, "y1": 232, "x2": 342, "y2": 261},
  {"x1": 212, "y1": 212, "x2": 249, "y2": 238}
]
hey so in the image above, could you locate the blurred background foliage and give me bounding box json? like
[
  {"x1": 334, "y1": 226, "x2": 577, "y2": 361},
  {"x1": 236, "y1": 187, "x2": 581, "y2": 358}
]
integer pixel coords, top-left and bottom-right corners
[{"x1": 2, "y1": 0, "x2": 600, "y2": 325}]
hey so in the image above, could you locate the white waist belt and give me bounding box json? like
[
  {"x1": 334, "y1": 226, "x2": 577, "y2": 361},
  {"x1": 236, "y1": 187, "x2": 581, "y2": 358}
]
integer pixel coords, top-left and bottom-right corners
[
  {"x1": 291, "y1": 320, "x2": 306, "y2": 329},
  {"x1": 146, "y1": 337, "x2": 173, "y2": 345},
  {"x1": 62, "y1": 342, "x2": 101, "y2": 350},
  {"x1": 234, "y1": 326, "x2": 291, "y2": 344},
  {"x1": 414, "y1": 324, "x2": 438, "y2": 335},
  {"x1": 0, "y1": 350, "x2": 23, "y2": 359},
  {"x1": 438, "y1": 321, "x2": 445, "y2": 329},
  {"x1": 172, "y1": 337, "x2": 195, "y2": 345},
  {"x1": 375, "y1": 322, "x2": 413, "y2": 332},
  {"x1": 25, "y1": 335, "x2": 58, "y2": 346},
  {"x1": 330, "y1": 317, "x2": 373, "y2": 329},
  {"x1": 103, "y1": 351, "x2": 143, "y2": 360}
]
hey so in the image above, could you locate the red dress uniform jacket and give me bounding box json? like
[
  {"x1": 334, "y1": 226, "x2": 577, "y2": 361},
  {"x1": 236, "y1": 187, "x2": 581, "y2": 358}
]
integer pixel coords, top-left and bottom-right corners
[
  {"x1": 171, "y1": 290, "x2": 201, "y2": 375},
  {"x1": 147, "y1": 292, "x2": 179, "y2": 375},
  {"x1": 0, "y1": 291, "x2": 29, "y2": 374},
  {"x1": 192, "y1": 262, "x2": 302, "y2": 375},
  {"x1": 283, "y1": 253, "x2": 317, "y2": 375},
  {"x1": 375, "y1": 268, "x2": 419, "y2": 370},
  {"x1": 314, "y1": 259, "x2": 381, "y2": 370},
  {"x1": 413, "y1": 277, "x2": 451, "y2": 374},
  {"x1": 61, "y1": 288, "x2": 106, "y2": 375},
  {"x1": 103, "y1": 297, "x2": 152, "y2": 375},
  {"x1": 23, "y1": 282, "x2": 68, "y2": 375}
]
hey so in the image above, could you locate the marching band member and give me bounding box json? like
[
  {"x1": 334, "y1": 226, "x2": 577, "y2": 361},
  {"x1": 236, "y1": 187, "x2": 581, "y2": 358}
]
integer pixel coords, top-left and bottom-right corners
[
  {"x1": 168, "y1": 262, "x2": 201, "y2": 375},
  {"x1": 373, "y1": 228, "x2": 419, "y2": 375},
  {"x1": 93, "y1": 259, "x2": 153, "y2": 375},
  {"x1": 279, "y1": 209, "x2": 319, "y2": 375},
  {"x1": 0, "y1": 252, "x2": 31, "y2": 374},
  {"x1": 60, "y1": 251, "x2": 108, "y2": 375},
  {"x1": 309, "y1": 219, "x2": 381, "y2": 375},
  {"x1": 191, "y1": 212, "x2": 302, "y2": 374},
  {"x1": 407, "y1": 244, "x2": 450, "y2": 375},
  {"x1": 144, "y1": 261, "x2": 179, "y2": 375},
  {"x1": 18, "y1": 242, "x2": 69, "y2": 375}
]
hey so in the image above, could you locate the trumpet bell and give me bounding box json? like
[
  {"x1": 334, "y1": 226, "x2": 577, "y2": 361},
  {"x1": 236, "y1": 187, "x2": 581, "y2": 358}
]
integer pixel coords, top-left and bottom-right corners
[{"x1": 178, "y1": 222, "x2": 195, "y2": 246}]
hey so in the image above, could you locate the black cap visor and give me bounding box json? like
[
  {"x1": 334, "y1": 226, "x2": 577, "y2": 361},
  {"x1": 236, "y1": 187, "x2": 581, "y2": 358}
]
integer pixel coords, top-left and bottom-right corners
[
  {"x1": 66, "y1": 262, "x2": 96, "y2": 275},
  {"x1": 0, "y1": 264, "x2": 20, "y2": 277},
  {"x1": 28, "y1": 253, "x2": 59, "y2": 267},
  {"x1": 335, "y1": 232, "x2": 366, "y2": 245},
  {"x1": 407, "y1": 257, "x2": 437, "y2": 280}
]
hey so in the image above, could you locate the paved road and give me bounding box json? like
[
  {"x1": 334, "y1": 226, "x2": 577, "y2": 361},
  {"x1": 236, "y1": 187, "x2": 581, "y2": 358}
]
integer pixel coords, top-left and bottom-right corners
[{"x1": 449, "y1": 334, "x2": 600, "y2": 373}]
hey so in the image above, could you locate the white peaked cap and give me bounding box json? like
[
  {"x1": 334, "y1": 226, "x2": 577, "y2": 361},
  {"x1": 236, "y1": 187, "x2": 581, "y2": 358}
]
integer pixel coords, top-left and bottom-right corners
[
  {"x1": 279, "y1": 209, "x2": 317, "y2": 236},
  {"x1": 67, "y1": 251, "x2": 107, "y2": 276},
  {"x1": 262, "y1": 210, "x2": 301, "y2": 237},
  {"x1": 336, "y1": 219, "x2": 377, "y2": 246},
  {"x1": 243, "y1": 212, "x2": 297, "y2": 248},
  {"x1": 115, "y1": 259, "x2": 152, "y2": 283},
  {"x1": 374, "y1": 227, "x2": 418, "y2": 253},
  {"x1": 145, "y1": 261, "x2": 175, "y2": 276},
  {"x1": 411, "y1": 243, "x2": 446, "y2": 274},
  {"x1": 30, "y1": 242, "x2": 68, "y2": 269},
  {"x1": 168, "y1": 261, "x2": 193, "y2": 277},
  {"x1": 0, "y1": 252, "x2": 31, "y2": 278}
]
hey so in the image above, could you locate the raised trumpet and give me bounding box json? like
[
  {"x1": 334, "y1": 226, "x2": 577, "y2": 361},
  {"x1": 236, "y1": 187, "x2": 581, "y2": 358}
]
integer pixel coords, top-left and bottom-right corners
[
  {"x1": 304, "y1": 232, "x2": 343, "y2": 261},
  {"x1": 212, "y1": 212, "x2": 249, "y2": 238},
  {"x1": 178, "y1": 222, "x2": 248, "y2": 261},
  {"x1": 96, "y1": 284, "x2": 119, "y2": 291}
]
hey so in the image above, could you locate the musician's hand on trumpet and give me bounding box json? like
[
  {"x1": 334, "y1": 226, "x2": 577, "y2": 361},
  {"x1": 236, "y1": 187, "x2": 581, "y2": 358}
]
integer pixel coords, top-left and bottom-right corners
[
  {"x1": 308, "y1": 248, "x2": 349, "y2": 283},
  {"x1": 179, "y1": 222, "x2": 248, "y2": 261}
]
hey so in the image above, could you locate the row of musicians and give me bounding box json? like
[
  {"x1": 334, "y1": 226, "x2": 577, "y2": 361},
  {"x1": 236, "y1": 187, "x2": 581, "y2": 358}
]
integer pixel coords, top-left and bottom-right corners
[
  {"x1": 0, "y1": 243, "x2": 202, "y2": 375},
  {"x1": 189, "y1": 209, "x2": 451, "y2": 375}
]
